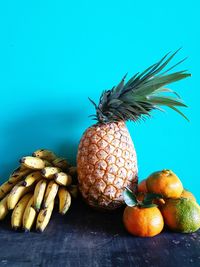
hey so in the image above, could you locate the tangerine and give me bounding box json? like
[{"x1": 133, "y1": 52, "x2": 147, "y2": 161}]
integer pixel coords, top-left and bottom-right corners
[
  {"x1": 161, "y1": 198, "x2": 200, "y2": 233},
  {"x1": 146, "y1": 169, "x2": 183, "y2": 198},
  {"x1": 138, "y1": 179, "x2": 148, "y2": 193},
  {"x1": 123, "y1": 205, "x2": 164, "y2": 237},
  {"x1": 180, "y1": 189, "x2": 196, "y2": 202}
]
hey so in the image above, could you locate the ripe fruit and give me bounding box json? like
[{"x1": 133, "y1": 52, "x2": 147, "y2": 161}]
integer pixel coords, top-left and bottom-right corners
[
  {"x1": 8, "y1": 168, "x2": 32, "y2": 183},
  {"x1": 54, "y1": 172, "x2": 72, "y2": 186},
  {"x1": 41, "y1": 167, "x2": 61, "y2": 179},
  {"x1": 138, "y1": 179, "x2": 148, "y2": 193},
  {"x1": 43, "y1": 181, "x2": 59, "y2": 208},
  {"x1": 32, "y1": 149, "x2": 57, "y2": 162},
  {"x1": 78, "y1": 121, "x2": 138, "y2": 210},
  {"x1": 146, "y1": 169, "x2": 183, "y2": 198},
  {"x1": 22, "y1": 171, "x2": 42, "y2": 187},
  {"x1": 123, "y1": 206, "x2": 164, "y2": 237},
  {"x1": 0, "y1": 195, "x2": 9, "y2": 220},
  {"x1": 77, "y1": 50, "x2": 190, "y2": 210},
  {"x1": 181, "y1": 189, "x2": 196, "y2": 202},
  {"x1": 58, "y1": 187, "x2": 71, "y2": 215},
  {"x1": 33, "y1": 179, "x2": 47, "y2": 211},
  {"x1": 161, "y1": 198, "x2": 200, "y2": 233},
  {"x1": 11, "y1": 193, "x2": 32, "y2": 229},
  {"x1": 123, "y1": 189, "x2": 164, "y2": 237},
  {"x1": 20, "y1": 156, "x2": 45, "y2": 170},
  {"x1": 22, "y1": 196, "x2": 37, "y2": 232},
  {"x1": 0, "y1": 149, "x2": 77, "y2": 232},
  {"x1": 36, "y1": 200, "x2": 54, "y2": 232},
  {"x1": 7, "y1": 182, "x2": 33, "y2": 210},
  {"x1": 0, "y1": 180, "x2": 18, "y2": 200}
]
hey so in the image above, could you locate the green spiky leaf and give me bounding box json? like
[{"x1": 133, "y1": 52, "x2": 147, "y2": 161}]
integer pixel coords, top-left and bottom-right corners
[
  {"x1": 146, "y1": 96, "x2": 187, "y2": 107},
  {"x1": 168, "y1": 106, "x2": 190, "y2": 122},
  {"x1": 89, "y1": 49, "x2": 191, "y2": 123}
]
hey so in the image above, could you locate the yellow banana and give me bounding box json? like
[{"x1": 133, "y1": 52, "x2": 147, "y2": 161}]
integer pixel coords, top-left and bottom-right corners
[
  {"x1": 9, "y1": 167, "x2": 32, "y2": 183},
  {"x1": 0, "y1": 195, "x2": 9, "y2": 220},
  {"x1": 7, "y1": 182, "x2": 34, "y2": 210},
  {"x1": 22, "y1": 171, "x2": 42, "y2": 187},
  {"x1": 22, "y1": 196, "x2": 36, "y2": 232},
  {"x1": 20, "y1": 156, "x2": 45, "y2": 170},
  {"x1": 41, "y1": 167, "x2": 61, "y2": 179},
  {"x1": 43, "y1": 181, "x2": 58, "y2": 208},
  {"x1": 68, "y1": 185, "x2": 78, "y2": 198},
  {"x1": 0, "y1": 180, "x2": 18, "y2": 200},
  {"x1": 54, "y1": 172, "x2": 72, "y2": 186},
  {"x1": 32, "y1": 149, "x2": 57, "y2": 162},
  {"x1": 11, "y1": 193, "x2": 32, "y2": 229},
  {"x1": 58, "y1": 187, "x2": 71, "y2": 215},
  {"x1": 9, "y1": 166, "x2": 24, "y2": 177},
  {"x1": 36, "y1": 200, "x2": 54, "y2": 232},
  {"x1": 33, "y1": 179, "x2": 47, "y2": 211},
  {"x1": 52, "y1": 157, "x2": 69, "y2": 170}
]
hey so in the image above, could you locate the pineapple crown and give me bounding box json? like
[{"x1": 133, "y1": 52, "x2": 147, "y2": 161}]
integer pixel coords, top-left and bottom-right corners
[{"x1": 89, "y1": 48, "x2": 191, "y2": 123}]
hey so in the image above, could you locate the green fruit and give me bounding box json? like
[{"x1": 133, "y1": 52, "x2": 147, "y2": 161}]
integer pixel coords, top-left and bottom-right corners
[{"x1": 161, "y1": 198, "x2": 200, "y2": 233}]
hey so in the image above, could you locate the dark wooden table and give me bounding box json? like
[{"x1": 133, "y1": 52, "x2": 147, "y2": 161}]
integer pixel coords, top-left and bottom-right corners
[{"x1": 0, "y1": 199, "x2": 199, "y2": 267}]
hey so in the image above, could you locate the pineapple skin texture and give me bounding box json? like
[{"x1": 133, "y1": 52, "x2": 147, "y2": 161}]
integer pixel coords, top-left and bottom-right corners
[{"x1": 77, "y1": 121, "x2": 138, "y2": 210}]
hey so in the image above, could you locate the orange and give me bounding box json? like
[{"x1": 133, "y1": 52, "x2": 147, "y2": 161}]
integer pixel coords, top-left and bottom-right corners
[
  {"x1": 180, "y1": 189, "x2": 196, "y2": 202},
  {"x1": 123, "y1": 205, "x2": 164, "y2": 237},
  {"x1": 146, "y1": 169, "x2": 183, "y2": 198},
  {"x1": 161, "y1": 198, "x2": 200, "y2": 233},
  {"x1": 138, "y1": 179, "x2": 148, "y2": 193}
]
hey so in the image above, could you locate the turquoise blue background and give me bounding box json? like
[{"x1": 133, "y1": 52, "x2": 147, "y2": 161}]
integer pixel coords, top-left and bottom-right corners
[{"x1": 0, "y1": 1, "x2": 199, "y2": 201}]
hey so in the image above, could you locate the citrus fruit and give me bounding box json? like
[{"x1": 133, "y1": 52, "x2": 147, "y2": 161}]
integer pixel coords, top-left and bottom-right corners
[
  {"x1": 181, "y1": 189, "x2": 196, "y2": 202},
  {"x1": 146, "y1": 169, "x2": 183, "y2": 198},
  {"x1": 161, "y1": 198, "x2": 200, "y2": 233},
  {"x1": 123, "y1": 205, "x2": 164, "y2": 237},
  {"x1": 138, "y1": 179, "x2": 148, "y2": 193}
]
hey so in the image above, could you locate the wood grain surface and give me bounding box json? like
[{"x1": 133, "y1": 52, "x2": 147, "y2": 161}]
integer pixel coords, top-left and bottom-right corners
[{"x1": 0, "y1": 199, "x2": 199, "y2": 267}]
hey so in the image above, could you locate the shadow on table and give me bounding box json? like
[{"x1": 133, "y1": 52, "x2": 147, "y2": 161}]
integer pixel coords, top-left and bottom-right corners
[
  {"x1": 0, "y1": 198, "x2": 127, "y2": 239},
  {"x1": 57, "y1": 198, "x2": 127, "y2": 237}
]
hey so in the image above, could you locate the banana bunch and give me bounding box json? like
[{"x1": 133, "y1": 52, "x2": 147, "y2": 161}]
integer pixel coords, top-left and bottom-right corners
[{"x1": 0, "y1": 149, "x2": 78, "y2": 232}]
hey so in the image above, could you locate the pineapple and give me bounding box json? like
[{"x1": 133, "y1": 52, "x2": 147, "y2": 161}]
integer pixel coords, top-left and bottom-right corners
[{"x1": 77, "y1": 49, "x2": 191, "y2": 210}]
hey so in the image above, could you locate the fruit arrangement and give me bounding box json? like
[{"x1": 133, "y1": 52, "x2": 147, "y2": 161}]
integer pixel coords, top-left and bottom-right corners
[
  {"x1": 77, "y1": 49, "x2": 191, "y2": 210},
  {"x1": 0, "y1": 50, "x2": 196, "y2": 240},
  {"x1": 123, "y1": 169, "x2": 200, "y2": 237},
  {"x1": 0, "y1": 149, "x2": 78, "y2": 232}
]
